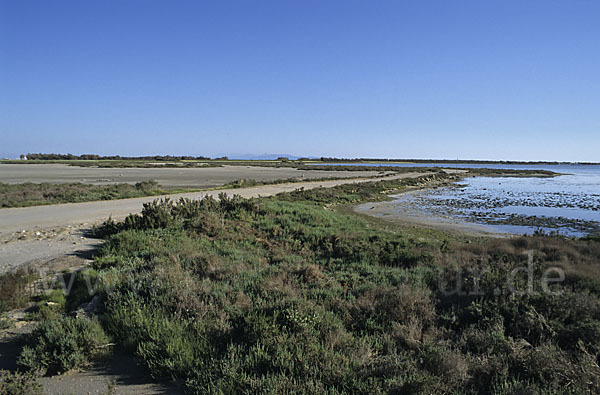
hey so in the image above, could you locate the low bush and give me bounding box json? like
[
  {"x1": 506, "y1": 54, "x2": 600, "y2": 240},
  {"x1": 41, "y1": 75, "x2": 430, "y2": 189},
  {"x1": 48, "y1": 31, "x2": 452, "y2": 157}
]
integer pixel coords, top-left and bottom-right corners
[
  {"x1": 64, "y1": 268, "x2": 112, "y2": 312},
  {"x1": 0, "y1": 370, "x2": 43, "y2": 395},
  {"x1": 0, "y1": 181, "x2": 188, "y2": 208},
  {"x1": 0, "y1": 269, "x2": 37, "y2": 313},
  {"x1": 18, "y1": 316, "x2": 112, "y2": 375},
  {"x1": 30, "y1": 288, "x2": 67, "y2": 321},
  {"x1": 42, "y1": 179, "x2": 600, "y2": 393}
]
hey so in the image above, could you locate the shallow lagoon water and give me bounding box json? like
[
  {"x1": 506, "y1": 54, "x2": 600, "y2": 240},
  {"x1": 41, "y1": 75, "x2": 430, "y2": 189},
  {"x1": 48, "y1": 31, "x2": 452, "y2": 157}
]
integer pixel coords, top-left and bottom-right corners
[{"x1": 322, "y1": 163, "x2": 600, "y2": 236}]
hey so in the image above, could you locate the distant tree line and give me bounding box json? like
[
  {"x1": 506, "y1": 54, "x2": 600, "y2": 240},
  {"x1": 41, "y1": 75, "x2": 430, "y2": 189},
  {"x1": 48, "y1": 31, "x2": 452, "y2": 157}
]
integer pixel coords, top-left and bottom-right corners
[{"x1": 24, "y1": 153, "x2": 213, "y2": 161}]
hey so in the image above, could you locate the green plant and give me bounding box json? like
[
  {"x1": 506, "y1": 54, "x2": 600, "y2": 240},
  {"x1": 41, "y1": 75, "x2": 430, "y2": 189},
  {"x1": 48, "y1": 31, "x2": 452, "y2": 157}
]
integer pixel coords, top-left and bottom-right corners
[
  {"x1": 0, "y1": 317, "x2": 11, "y2": 330},
  {"x1": 0, "y1": 181, "x2": 197, "y2": 208},
  {"x1": 0, "y1": 370, "x2": 43, "y2": 395},
  {"x1": 18, "y1": 316, "x2": 112, "y2": 375},
  {"x1": 0, "y1": 269, "x2": 37, "y2": 313},
  {"x1": 23, "y1": 284, "x2": 69, "y2": 321},
  {"x1": 67, "y1": 182, "x2": 600, "y2": 393}
]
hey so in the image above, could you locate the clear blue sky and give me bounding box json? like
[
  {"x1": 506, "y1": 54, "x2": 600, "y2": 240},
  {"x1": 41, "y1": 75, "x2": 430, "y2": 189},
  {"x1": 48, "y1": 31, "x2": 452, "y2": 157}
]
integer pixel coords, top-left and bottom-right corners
[{"x1": 1, "y1": 0, "x2": 598, "y2": 161}]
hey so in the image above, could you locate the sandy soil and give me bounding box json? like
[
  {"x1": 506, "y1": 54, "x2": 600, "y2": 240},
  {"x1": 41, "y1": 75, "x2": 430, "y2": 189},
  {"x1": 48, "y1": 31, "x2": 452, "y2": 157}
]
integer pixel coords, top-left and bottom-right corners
[
  {"x1": 0, "y1": 227, "x2": 100, "y2": 274},
  {"x1": 0, "y1": 163, "x2": 388, "y2": 188}
]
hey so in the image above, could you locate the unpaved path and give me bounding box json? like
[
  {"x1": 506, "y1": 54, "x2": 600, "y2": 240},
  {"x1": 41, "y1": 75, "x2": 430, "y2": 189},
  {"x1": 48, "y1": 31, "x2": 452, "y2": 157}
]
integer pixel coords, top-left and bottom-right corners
[
  {"x1": 0, "y1": 173, "x2": 427, "y2": 237},
  {"x1": 0, "y1": 172, "x2": 429, "y2": 274}
]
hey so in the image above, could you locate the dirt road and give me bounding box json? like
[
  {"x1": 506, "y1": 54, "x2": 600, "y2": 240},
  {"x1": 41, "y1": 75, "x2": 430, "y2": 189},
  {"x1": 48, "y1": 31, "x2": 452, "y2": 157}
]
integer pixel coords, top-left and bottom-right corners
[
  {"x1": 0, "y1": 172, "x2": 429, "y2": 273},
  {"x1": 0, "y1": 173, "x2": 425, "y2": 236}
]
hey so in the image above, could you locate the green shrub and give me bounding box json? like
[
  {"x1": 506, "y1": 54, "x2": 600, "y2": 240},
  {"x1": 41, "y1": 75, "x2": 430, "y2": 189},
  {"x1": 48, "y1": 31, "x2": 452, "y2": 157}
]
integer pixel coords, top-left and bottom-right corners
[
  {"x1": 0, "y1": 370, "x2": 43, "y2": 395},
  {"x1": 65, "y1": 269, "x2": 111, "y2": 312},
  {"x1": 18, "y1": 316, "x2": 112, "y2": 375},
  {"x1": 135, "y1": 179, "x2": 159, "y2": 191},
  {"x1": 0, "y1": 269, "x2": 37, "y2": 313},
  {"x1": 76, "y1": 186, "x2": 600, "y2": 393},
  {"x1": 0, "y1": 180, "x2": 181, "y2": 208},
  {"x1": 27, "y1": 288, "x2": 67, "y2": 321}
]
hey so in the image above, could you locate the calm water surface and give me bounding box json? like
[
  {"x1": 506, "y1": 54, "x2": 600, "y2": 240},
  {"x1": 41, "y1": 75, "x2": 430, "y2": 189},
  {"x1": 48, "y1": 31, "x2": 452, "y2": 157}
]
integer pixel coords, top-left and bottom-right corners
[{"x1": 319, "y1": 163, "x2": 600, "y2": 236}]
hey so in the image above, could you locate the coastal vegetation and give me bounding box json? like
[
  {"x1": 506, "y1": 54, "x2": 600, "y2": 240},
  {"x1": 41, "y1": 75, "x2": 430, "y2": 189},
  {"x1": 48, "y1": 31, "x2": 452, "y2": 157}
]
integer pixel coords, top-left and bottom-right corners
[
  {"x1": 1, "y1": 159, "x2": 222, "y2": 168},
  {"x1": 220, "y1": 172, "x2": 392, "y2": 189},
  {"x1": 0, "y1": 268, "x2": 38, "y2": 314},
  {"x1": 18, "y1": 316, "x2": 111, "y2": 375},
  {"x1": 8, "y1": 176, "x2": 600, "y2": 393},
  {"x1": 0, "y1": 370, "x2": 43, "y2": 395},
  {"x1": 0, "y1": 180, "x2": 198, "y2": 208},
  {"x1": 2, "y1": 155, "x2": 569, "y2": 175},
  {"x1": 0, "y1": 174, "x2": 395, "y2": 209}
]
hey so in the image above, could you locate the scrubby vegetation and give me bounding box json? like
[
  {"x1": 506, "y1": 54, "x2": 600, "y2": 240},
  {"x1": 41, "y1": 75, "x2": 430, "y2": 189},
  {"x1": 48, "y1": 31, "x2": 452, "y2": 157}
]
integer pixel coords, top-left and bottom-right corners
[
  {"x1": 221, "y1": 172, "x2": 391, "y2": 189},
  {"x1": 29, "y1": 288, "x2": 67, "y2": 321},
  {"x1": 0, "y1": 180, "x2": 198, "y2": 208},
  {"x1": 0, "y1": 370, "x2": 43, "y2": 395},
  {"x1": 223, "y1": 178, "x2": 302, "y2": 189},
  {"x1": 15, "y1": 177, "x2": 600, "y2": 393},
  {"x1": 464, "y1": 167, "x2": 558, "y2": 177},
  {"x1": 0, "y1": 269, "x2": 37, "y2": 313},
  {"x1": 18, "y1": 316, "x2": 112, "y2": 375},
  {"x1": 4, "y1": 157, "x2": 221, "y2": 168}
]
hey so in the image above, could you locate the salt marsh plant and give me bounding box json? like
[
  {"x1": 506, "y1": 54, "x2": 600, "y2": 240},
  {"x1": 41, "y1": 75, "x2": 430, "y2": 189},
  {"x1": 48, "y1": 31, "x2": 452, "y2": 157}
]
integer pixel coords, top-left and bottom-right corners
[{"x1": 15, "y1": 176, "x2": 600, "y2": 393}]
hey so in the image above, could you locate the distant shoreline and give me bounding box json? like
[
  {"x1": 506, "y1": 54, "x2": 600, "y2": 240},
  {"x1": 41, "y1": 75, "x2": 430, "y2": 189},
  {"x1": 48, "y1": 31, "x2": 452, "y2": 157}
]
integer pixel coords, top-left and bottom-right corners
[
  {"x1": 1, "y1": 154, "x2": 599, "y2": 166},
  {"x1": 315, "y1": 158, "x2": 600, "y2": 165}
]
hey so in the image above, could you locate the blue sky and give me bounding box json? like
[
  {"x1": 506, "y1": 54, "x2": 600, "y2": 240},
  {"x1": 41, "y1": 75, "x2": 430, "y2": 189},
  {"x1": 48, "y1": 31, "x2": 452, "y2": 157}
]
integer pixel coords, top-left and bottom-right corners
[{"x1": 1, "y1": 0, "x2": 598, "y2": 161}]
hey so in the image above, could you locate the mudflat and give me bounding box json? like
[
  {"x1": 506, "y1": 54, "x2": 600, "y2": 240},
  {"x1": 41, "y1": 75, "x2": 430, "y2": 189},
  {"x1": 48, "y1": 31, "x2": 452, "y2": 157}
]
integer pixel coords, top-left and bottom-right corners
[{"x1": 0, "y1": 163, "x2": 386, "y2": 188}]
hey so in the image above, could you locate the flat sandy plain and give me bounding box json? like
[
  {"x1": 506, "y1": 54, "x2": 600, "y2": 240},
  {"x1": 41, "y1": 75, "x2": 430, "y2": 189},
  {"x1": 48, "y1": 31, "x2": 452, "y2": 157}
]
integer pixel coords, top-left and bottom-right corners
[{"x1": 0, "y1": 163, "x2": 386, "y2": 188}]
